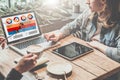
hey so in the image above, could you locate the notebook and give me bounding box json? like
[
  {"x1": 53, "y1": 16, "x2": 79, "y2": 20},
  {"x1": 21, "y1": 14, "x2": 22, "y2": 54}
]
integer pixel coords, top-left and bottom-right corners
[{"x1": 0, "y1": 11, "x2": 53, "y2": 55}]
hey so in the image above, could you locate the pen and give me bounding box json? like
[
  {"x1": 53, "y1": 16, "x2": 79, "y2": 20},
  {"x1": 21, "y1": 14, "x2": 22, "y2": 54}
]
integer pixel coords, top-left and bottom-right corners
[
  {"x1": 0, "y1": 39, "x2": 5, "y2": 45},
  {"x1": 64, "y1": 71, "x2": 68, "y2": 80}
]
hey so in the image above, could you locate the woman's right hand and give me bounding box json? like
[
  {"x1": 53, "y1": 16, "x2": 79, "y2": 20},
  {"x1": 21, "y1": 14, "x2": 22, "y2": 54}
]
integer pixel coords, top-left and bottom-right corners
[{"x1": 44, "y1": 31, "x2": 63, "y2": 42}]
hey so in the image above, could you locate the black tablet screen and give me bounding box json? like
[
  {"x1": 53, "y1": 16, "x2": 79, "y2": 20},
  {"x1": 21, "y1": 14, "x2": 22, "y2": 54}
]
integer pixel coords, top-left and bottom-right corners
[{"x1": 52, "y1": 42, "x2": 93, "y2": 60}]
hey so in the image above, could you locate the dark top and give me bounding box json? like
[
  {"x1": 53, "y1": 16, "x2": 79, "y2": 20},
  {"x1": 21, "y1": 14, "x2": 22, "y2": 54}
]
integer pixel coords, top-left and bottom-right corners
[{"x1": 5, "y1": 68, "x2": 23, "y2": 80}]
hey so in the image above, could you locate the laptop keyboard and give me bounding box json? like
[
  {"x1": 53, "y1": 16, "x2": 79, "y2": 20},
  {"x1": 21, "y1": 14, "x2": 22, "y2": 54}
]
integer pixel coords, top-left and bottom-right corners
[{"x1": 14, "y1": 37, "x2": 45, "y2": 49}]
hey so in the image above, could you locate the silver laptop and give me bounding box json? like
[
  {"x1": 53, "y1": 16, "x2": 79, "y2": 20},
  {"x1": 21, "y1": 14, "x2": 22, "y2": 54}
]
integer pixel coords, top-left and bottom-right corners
[{"x1": 1, "y1": 11, "x2": 50, "y2": 55}]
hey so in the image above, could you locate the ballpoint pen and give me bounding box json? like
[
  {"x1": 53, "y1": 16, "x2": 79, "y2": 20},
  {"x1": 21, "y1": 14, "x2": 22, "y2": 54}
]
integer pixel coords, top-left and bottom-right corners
[
  {"x1": 64, "y1": 71, "x2": 68, "y2": 80},
  {"x1": 0, "y1": 39, "x2": 6, "y2": 49},
  {"x1": 0, "y1": 39, "x2": 5, "y2": 45}
]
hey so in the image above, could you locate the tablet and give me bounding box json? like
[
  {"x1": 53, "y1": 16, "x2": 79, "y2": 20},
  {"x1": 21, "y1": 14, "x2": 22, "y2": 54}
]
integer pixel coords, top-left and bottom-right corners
[{"x1": 52, "y1": 42, "x2": 93, "y2": 60}]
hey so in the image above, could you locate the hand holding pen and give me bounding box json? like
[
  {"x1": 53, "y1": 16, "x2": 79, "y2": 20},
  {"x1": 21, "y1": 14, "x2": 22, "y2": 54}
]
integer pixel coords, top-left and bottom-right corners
[{"x1": 0, "y1": 37, "x2": 6, "y2": 49}]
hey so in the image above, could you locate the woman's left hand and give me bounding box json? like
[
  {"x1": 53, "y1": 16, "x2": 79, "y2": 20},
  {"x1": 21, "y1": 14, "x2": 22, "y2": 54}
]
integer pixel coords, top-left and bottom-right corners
[{"x1": 87, "y1": 40, "x2": 108, "y2": 53}]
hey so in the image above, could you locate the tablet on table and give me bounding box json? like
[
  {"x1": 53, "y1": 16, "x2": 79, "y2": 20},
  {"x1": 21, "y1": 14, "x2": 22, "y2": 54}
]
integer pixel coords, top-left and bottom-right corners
[{"x1": 52, "y1": 42, "x2": 93, "y2": 60}]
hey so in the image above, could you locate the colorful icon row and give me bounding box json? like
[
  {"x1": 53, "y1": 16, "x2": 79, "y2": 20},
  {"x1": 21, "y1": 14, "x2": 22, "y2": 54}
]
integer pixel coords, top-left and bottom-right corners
[{"x1": 6, "y1": 14, "x2": 33, "y2": 24}]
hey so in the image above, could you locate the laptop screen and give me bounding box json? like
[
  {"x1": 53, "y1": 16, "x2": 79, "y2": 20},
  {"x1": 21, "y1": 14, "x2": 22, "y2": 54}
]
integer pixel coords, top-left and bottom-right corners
[{"x1": 1, "y1": 11, "x2": 41, "y2": 43}]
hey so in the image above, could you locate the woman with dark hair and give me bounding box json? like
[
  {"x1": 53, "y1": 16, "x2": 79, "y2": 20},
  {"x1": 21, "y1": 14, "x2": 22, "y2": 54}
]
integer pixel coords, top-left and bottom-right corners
[
  {"x1": 106, "y1": 0, "x2": 120, "y2": 24},
  {"x1": 44, "y1": 0, "x2": 120, "y2": 62},
  {"x1": 3, "y1": 0, "x2": 120, "y2": 80},
  {"x1": 45, "y1": 0, "x2": 120, "y2": 79}
]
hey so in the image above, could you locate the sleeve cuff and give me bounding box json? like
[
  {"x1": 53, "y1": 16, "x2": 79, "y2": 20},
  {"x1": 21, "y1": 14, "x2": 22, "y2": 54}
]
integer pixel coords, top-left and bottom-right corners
[
  {"x1": 6, "y1": 68, "x2": 23, "y2": 80},
  {"x1": 105, "y1": 47, "x2": 113, "y2": 58},
  {"x1": 105, "y1": 47, "x2": 119, "y2": 62},
  {"x1": 59, "y1": 28, "x2": 70, "y2": 37}
]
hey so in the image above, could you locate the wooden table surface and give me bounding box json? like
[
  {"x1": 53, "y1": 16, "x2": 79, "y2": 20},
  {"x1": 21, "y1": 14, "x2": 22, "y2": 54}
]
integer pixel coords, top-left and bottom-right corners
[{"x1": 0, "y1": 35, "x2": 120, "y2": 80}]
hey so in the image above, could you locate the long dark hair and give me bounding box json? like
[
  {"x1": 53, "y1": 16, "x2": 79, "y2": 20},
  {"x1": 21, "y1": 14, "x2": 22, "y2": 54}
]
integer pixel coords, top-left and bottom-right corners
[{"x1": 106, "y1": 0, "x2": 120, "y2": 24}]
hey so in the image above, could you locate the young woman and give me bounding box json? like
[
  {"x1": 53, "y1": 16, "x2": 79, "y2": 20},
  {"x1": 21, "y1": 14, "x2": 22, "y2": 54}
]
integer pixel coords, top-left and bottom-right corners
[{"x1": 44, "y1": 0, "x2": 120, "y2": 62}]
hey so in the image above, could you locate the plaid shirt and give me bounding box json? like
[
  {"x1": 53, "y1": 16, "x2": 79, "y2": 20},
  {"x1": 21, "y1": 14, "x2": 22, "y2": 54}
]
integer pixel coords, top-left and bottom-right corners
[{"x1": 59, "y1": 9, "x2": 120, "y2": 62}]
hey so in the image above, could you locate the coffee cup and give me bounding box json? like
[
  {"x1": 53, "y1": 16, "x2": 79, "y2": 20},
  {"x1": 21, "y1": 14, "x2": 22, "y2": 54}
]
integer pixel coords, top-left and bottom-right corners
[
  {"x1": 26, "y1": 45, "x2": 43, "y2": 57},
  {"x1": 73, "y1": 4, "x2": 80, "y2": 13}
]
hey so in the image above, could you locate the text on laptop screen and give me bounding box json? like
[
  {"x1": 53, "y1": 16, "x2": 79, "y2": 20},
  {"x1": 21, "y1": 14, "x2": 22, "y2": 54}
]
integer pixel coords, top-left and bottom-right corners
[{"x1": 1, "y1": 12, "x2": 40, "y2": 43}]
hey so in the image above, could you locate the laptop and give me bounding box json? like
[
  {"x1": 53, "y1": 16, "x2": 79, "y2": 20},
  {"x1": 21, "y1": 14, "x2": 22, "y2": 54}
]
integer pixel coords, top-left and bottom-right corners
[{"x1": 0, "y1": 11, "x2": 53, "y2": 55}]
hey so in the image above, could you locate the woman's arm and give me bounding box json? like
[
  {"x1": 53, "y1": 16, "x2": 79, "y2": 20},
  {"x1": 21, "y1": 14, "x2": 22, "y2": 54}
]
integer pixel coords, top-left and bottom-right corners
[
  {"x1": 59, "y1": 9, "x2": 91, "y2": 38},
  {"x1": 87, "y1": 41, "x2": 108, "y2": 53},
  {"x1": 87, "y1": 39, "x2": 120, "y2": 62},
  {"x1": 5, "y1": 54, "x2": 38, "y2": 80},
  {"x1": 5, "y1": 69, "x2": 23, "y2": 80}
]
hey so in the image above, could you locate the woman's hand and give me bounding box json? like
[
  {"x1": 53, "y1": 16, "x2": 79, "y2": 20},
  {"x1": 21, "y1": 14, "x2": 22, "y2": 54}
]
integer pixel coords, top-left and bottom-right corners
[
  {"x1": 0, "y1": 37, "x2": 6, "y2": 49},
  {"x1": 91, "y1": 34, "x2": 100, "y2": 41},
  {"x1": 44, "y1": 31, "x2": 63, "y2": 42},
  {"x1": 87, "y1": 40, "x2": 108, "y2": 54},
  {"x1": 15, "y1": 53, "x2": 38, "y2": 73}
]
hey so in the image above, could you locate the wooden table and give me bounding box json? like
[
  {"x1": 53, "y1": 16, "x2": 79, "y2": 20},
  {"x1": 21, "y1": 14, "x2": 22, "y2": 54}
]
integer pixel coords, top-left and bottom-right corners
[{"x1": 0, "y1": 36, "x2": 120, "y2": 80}]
